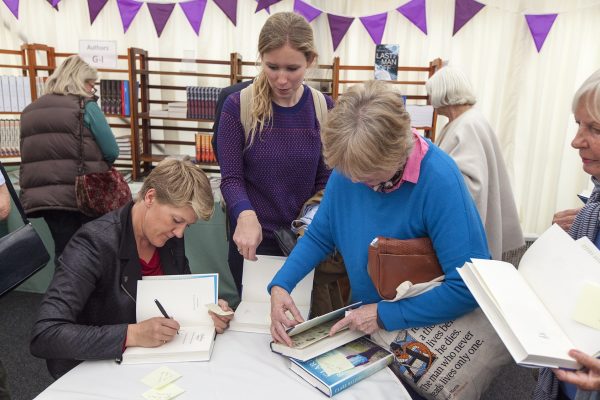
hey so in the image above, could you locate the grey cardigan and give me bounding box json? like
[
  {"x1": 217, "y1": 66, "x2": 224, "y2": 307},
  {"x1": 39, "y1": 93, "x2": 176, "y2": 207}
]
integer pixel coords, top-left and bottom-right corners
[{"x1": 30, "y1": 202, "x2": 190, "y2": 378}]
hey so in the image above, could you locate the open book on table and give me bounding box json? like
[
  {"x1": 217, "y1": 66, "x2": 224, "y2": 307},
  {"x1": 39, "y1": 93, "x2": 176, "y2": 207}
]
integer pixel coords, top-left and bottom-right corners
[
  {"x1": 458, "y1": 224, "x2": 600, "y2": 369},
  {"x1": 270, "y1": 302, "x2": 364, "y2": 362},
  {"x1": 229, "y1": 255, "x2": 314, "y2": 334},
  {"x1": 122, "y1": 273, "x2": 219, "y2": 365},
  {"x1": 289, "y1": 336, "x2": 394, "y2": 397}
]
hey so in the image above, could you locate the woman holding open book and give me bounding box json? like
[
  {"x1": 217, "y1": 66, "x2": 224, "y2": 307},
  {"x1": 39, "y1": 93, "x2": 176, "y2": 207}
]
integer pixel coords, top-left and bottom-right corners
[
  {"x1": 30, "y1": 159, "x2": 233, "y2": 379},
  {"x1": 268, "y1": 80, "x2": 489, "y2": 361},
  {"x1": 533, "y1": 70, "x2": 600, "y2": 400}
]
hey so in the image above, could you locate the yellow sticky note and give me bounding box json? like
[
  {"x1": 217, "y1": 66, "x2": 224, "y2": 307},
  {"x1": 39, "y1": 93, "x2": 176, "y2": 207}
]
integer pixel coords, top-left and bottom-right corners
[
  {"x1": 142, "y1": 384, "x2": 185, "y2": 400},
  {"x1": 205, "y1": 303, "x2": 234, "y2": 316},
  {"x1": 316, "y1": 350, "x2": 355, "y2": 376},
  {"x1": 573, "y1": 281, "x2": 600, "y2": 330},
  {"x1": 141, "y1": 367, "x2": 182, "y2": 389}
]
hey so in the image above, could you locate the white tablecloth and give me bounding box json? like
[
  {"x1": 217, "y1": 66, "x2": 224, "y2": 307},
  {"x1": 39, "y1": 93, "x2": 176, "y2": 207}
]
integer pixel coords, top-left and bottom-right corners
[{"x1": 34, "y1": 330, "x2": 409, "y2": 400}]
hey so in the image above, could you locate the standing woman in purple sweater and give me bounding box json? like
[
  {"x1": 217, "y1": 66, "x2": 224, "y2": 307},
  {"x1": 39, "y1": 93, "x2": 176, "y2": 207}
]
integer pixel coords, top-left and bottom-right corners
[{"x1": 217, "y1": 12, "x2": 333, "y2": 294}]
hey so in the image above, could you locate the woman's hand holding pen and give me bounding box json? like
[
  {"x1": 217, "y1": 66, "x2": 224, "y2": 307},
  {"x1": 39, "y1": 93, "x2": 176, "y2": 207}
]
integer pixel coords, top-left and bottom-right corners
[{"x1": 125, "y1": 317, "x2": 180, "y2": 348}]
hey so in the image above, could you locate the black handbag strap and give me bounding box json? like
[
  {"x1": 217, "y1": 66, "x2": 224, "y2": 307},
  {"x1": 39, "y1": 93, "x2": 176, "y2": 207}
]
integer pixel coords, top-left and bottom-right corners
[
  {"x1": 0, "y1": 162, "x2": 29, "y2": 225},
  {"x1": 77, "y1": 96, "x2": 86, "y2": 176}
]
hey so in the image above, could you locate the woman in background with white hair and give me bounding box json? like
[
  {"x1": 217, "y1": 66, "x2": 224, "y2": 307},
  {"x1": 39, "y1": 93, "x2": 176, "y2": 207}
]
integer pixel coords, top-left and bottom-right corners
[{"x1": 426, "y1": 66, "x2": 524, "y2": 260}]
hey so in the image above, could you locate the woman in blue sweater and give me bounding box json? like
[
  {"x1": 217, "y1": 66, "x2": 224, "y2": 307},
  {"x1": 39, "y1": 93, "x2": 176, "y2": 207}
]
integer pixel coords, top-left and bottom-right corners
[{"x1": 269, "y1": 80, "x2": 489, "y2": 343}]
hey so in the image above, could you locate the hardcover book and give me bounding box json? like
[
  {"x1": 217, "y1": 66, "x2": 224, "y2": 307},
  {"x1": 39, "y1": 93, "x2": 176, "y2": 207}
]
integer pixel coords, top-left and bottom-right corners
[
  {"x1": 122, "y1": 273, "x2": 220, "y2": 365},
  {"x1": 229, "y1": 255, "x2": 314, "y2": 334},
  {"x1": 458, "y1": 224, "x2": 600, "y2": 369},
  {"x1": 289, "y1": 336, "x2": 394, "y2": 397},
  {"x1": 374, "y1": 44, "x2": 399, "y2": 81},
  {"x1": 270, "y1": 302, "x2": 364, "y2": 362}
]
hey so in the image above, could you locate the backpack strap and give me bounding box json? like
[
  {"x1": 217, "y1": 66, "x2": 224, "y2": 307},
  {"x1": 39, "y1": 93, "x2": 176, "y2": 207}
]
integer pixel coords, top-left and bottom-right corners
[
  {"x1": 239, "y1": 83, "x2": 254, "y2": 142},
  {"x1": 239, "y1": 84, "x2": 328, "y2": 141},
  {"x1": 308, "y1": 86, "x2": 328, "y2": 129}
]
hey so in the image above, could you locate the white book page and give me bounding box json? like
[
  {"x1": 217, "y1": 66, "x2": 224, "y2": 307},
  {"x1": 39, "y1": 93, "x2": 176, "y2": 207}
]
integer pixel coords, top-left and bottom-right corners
[
  {"x1": 517, "y1": 224, "x2": 600, "y2": 354},
  {"x1": 124, "y1": 325, "x2": 215, "y2": 356},
  {"x1": 136, "y1": 274, "x2": 218, "y2": 326},
  {"x1": 406, "y1": 105, "x2": 434, "y2": 128},
  {"x1": 241, "y1": 255, "x2": 314, "y2": 307},
  {"x1": 470, "y1": 259, "x2": 574, "y2": 360}
]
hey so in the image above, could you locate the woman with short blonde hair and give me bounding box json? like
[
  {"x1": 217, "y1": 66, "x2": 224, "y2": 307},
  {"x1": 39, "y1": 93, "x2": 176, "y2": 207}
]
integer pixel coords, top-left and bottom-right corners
[
  {"x1": 268, "y1": 82, "x2": 490, "y2": 393},
  {"x1": 217, "y1": 12, "x2": 333, "y2": 294},
  {"x1": 322, "y1": 80, "x2": 413, "y2": 181},
  {"x1": 31, "y1": 158, "x2": 232, "y2": 379}
]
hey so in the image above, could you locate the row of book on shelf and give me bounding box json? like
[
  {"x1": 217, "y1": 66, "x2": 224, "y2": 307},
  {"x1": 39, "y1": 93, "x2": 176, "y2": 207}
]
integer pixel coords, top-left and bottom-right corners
[
  {"x1": 0, "y1": 119, "x2": 20, "y2": 156},
  {"x1": 99, "y1": 80, "x2": 130, "y2": 116},
  {"x1": 186, "y1": 86, "x2": 221, "y2": 119},
  {"x1": 115, "y1": 134, "x2": 131, "y2": 161},
  {"x1": 195, "y1": 133, "x2": 216, "y2": 164},
  {"x1": 0, "y1": 75, "x2": 44, "y2": 113}
]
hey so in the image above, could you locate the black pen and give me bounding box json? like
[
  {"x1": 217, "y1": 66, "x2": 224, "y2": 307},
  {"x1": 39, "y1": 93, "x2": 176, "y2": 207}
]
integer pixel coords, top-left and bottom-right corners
[{"x1": 154, "y1": 299, "x2": 171, "y2": 319}]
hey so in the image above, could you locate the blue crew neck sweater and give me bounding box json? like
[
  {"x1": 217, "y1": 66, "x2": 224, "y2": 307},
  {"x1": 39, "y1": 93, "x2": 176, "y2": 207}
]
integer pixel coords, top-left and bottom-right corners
[{"x1": 268, "y1": 143, "x2": 490, "y2": 330}]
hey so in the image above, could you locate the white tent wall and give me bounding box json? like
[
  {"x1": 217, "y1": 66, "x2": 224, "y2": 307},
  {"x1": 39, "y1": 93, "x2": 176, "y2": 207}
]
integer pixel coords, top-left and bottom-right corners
[{"x1": 1, "y1": 0, "x2": 600, "y2": 235}]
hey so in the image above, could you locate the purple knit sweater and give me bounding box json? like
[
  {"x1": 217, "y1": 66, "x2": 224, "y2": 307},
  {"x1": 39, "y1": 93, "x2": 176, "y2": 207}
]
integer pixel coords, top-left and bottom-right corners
[{"x1": 217, "y1": 85, "x2": 333, "y2": 240}]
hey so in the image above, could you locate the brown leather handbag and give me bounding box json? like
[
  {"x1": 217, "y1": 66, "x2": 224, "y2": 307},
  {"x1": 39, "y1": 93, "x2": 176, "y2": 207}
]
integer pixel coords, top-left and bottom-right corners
[{"x1": 367, "y1": 237, "x2": 444, "y2": 300}]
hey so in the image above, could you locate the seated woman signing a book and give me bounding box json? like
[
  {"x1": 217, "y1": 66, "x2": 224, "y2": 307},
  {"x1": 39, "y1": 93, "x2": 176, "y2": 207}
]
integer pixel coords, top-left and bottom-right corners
[
  {"x1": 533, "y1": 70, "x2": 600, "y2": 399},
  {"x1": 268, "y1": 80, "x2": 489, "y2": 345},
  {"x1": 30, "y1": 159, "x2": 233, "y2": 379}
]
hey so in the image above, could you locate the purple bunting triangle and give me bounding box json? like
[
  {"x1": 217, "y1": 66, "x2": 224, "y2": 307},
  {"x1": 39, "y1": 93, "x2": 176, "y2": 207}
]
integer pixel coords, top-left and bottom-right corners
[
  {"x1": 327, "y1": 14, "x2": 354, "y2": 51},
  {"x1": 525, "y1": 14, "x2": 558, "y2": 52},
  {"x1": 453, "y1": 0, "x2": 485, "y2": 36},
  {"x1": 88, "y1": 0, "x2": 108, "y2": 24},
  {"x1": 294, "y1": 0, "x2": 321, "y2": 23},
  {"x1": 2, "y1": 0, "x2": 19, "y2": 18},
  {"x1": 179, "y1": 0, "x2": 208, "y2": 35},
  {"x1": 397, "y1": 0, "x2": 427, "y2": 35},
  {"x1": 213, "y1": 0, "x2": 237, "y2": 26},
  {"x1": 116, "y1": 0, "x2": 143, "y2": 33},
  {"x1": 256, "y1": 0, "x2": 280, "y2": 13},
  {"x1": 359, "y1": 13, "x2": 387, "y2": 45},
  {"x1": 48, "y1": 0, "x2": 60, "y2": 7},
  {"x1": 147, "y1": 2, "x2": 175, "y2": 37}
]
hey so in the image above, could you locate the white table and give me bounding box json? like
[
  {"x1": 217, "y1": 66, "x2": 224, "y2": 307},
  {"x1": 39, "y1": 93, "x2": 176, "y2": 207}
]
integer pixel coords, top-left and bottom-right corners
[{"x1": 34, "y1": 331, "x2": 409, "y2": 399}]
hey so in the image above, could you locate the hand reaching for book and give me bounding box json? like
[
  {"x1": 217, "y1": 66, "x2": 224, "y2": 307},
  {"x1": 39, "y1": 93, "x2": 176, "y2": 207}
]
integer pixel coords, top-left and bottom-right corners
[
  {"x1": 552, "y1": 208, "x2": 581, "y2": 232},
  {"x1": 208, "y1": 299, "x2": 234, "y2": 334},
  {"x1": 329, "y1": 304, "x2": 380, "y2": 336},
  {"x1": 233, "y1": 210, "x2": 262, "y2": 261},
  {"x1": 125, "y1": 317, "x2": 180, "y2": 348},
  {"x1": 270, "y1": 286, "x2": 304, "y2": 346},
  {"x1": 553, "y1": 349, "x2": 600, "y2": 391}
]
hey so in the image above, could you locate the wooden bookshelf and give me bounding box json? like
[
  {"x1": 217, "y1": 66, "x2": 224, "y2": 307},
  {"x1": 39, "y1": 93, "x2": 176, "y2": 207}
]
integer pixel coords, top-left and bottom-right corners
[
  {"x1": 331, "y1": 57, "x2": 442, "y2": 140},
  {"x1": 128, "y1": 48, "x2": 242, "y2": 179}
]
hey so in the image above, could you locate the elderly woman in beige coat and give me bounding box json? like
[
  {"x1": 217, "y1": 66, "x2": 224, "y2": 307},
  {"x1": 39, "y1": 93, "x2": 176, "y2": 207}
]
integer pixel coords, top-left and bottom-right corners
[{"x1": 426, "y1": 66, "x2": 524, "y2": 260}]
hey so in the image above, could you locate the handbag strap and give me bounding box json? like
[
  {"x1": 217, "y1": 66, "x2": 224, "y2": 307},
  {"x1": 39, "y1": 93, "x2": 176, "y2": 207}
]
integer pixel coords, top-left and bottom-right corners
[
  {"x1": 0, "y1": 162, "x2": 30, "y2": 225},
  {"x1": 77, "y1": 97, "x2": 86, "y2": 176}
]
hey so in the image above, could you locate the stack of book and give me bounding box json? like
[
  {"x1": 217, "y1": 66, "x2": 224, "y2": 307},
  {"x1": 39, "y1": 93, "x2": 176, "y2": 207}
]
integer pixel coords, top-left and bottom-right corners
[
  {"x1": 186, "y1": 87, "x2": 221, "y2": 120},
  {"x1": 270, "y1": 303, "x2": 394, "y2": 397},
  {"x1": 0, "y1": 75, "x2": 33, "y2": 112},
  {"x1": 195, "y1": 133, "x2": 216, "y2": 164},
  {"x1": 115, "y1": 135, "x2": 131, "y2": 161},
  {"x1": 167, "y1": 102, "x2": 187, "y2": 118},
  {"x1": 0, "y1": 119, "x2": 20, "y2": 156},
  {"x1": 99, "y1": 80, "x2": 130, "y2": 116}
]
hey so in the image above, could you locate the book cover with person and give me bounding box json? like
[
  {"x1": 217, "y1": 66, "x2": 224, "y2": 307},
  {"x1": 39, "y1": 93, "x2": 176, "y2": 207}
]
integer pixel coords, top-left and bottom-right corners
[
  {"x1": 374, "y1": 44, "x2": 399, "y2": 81},
  {"x1": 289, "y1": 337, "x2": 394, "y2": 397}
]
